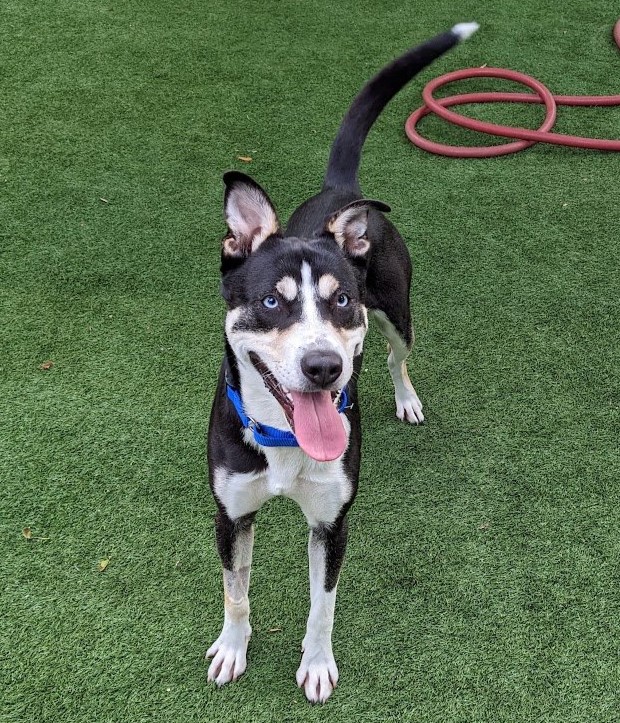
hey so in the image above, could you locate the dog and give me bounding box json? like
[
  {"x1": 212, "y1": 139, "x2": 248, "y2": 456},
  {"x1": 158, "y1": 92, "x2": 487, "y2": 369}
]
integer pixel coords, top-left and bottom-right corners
[{"x1": 205, "y1": 22, "x2": 478, "y2": 703}]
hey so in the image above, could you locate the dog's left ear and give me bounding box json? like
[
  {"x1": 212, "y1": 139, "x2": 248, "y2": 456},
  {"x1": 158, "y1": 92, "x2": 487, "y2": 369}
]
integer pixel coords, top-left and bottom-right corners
[
  {"x1": 222, "y1": 171, "x2": 281, "y2": 258},
  {"x1": 325, "y1": 199, "x2": 391, "y2": 257}
]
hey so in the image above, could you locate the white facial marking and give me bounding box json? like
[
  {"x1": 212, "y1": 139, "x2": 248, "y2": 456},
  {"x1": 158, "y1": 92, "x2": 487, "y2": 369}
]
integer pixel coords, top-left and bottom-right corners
[
  {"x1": 276, "y1": 275, "x2": 298, "y2": 301},
  {"x1": 300, "y1": 261, "x2": 323, "y2": 331},
  {"x1": 225, "y1": 261, "x2": 367, "y2": 423},
  {"x1": 317, "y1": 273, "x2": 339, "y2": 300}
]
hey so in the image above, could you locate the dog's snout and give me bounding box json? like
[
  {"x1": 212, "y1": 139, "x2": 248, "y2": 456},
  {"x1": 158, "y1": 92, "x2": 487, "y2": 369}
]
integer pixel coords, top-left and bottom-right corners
[{"x1": 301, "y1": 349, "x2": 343, "y2": 388}]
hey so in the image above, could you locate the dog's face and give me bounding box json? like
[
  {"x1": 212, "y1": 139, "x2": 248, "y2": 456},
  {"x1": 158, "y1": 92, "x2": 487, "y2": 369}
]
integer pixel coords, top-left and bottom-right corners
[
  {"x1": 224, "y1": 239, "x2": 366, "y2": 393},
  {"x1": 219, "y1": 172, "x2": 388, "y2": 460}
]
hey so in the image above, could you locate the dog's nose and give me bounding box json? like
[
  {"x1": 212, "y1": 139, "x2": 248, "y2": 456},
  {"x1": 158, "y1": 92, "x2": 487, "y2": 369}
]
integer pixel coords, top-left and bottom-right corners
[{"x1": 301, "y1": 349, "x2": 343, "y2": 388}]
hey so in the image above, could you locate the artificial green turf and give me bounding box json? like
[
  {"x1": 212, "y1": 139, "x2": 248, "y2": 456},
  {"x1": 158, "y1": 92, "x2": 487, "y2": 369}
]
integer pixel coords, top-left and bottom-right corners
[{"x1": 2, "y1": 0, "x2": 620, "y2": 720}]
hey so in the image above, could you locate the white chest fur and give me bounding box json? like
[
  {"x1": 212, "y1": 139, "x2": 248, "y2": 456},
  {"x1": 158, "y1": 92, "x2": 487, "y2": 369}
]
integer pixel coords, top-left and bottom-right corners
[{"x1": 213, "y1": 442, "x2": 353, "y2": 527}]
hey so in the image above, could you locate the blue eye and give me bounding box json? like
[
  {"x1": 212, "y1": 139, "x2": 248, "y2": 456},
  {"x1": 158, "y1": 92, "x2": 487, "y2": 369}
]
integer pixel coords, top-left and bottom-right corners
[
  {"x1": 262, "y1": 295, "x2": 279, "y2": 309},
  {"x1": 336, "y1": 293, "x2": 349, "y2": 307}
]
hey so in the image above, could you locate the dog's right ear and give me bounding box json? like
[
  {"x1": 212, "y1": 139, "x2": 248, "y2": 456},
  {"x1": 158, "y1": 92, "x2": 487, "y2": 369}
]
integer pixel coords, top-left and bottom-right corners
[{"x1": 222, "y1": 171, "x2": 281, "y2": 259}]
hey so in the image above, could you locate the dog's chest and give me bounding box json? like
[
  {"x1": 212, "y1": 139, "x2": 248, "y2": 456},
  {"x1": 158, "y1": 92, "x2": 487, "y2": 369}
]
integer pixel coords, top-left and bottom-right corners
[{"x1": 215, "y1": 444, "x2": 353, "y2": 527}]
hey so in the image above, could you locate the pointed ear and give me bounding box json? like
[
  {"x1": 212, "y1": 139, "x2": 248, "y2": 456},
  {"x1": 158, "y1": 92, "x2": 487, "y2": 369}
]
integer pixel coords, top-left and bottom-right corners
[
  {"x1": 325, "y1": 199, "x2": 391, "y2": 257},
  {"x1": 222, "y1": 171, "x2": 281, "y2": 258}
]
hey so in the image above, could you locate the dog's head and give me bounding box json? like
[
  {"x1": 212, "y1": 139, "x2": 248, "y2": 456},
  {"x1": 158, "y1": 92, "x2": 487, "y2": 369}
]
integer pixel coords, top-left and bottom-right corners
[{"x1": 219, "y1": 172, "x2": 388, "y2": 461}]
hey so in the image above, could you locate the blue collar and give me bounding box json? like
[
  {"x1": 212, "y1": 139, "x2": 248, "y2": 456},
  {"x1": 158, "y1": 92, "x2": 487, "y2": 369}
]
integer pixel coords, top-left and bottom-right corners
[{"x1": 226, "y1": 380, "x2": 349, "y2": 448}]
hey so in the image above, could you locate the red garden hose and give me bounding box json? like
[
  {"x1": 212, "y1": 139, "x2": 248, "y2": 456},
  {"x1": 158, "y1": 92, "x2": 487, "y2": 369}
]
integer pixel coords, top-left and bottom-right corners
[{"x1": 405, "y1": 20, "x2": 620, "y2": 157}]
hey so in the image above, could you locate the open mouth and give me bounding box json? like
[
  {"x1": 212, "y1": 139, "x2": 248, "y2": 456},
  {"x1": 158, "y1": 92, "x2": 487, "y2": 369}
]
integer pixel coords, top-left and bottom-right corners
[
  {"x1": 249, "y1": 352, "x2": 296, "y2": 429},
  {"x1": 249, "y1": 352, "x2": 348, "y2": 462}
]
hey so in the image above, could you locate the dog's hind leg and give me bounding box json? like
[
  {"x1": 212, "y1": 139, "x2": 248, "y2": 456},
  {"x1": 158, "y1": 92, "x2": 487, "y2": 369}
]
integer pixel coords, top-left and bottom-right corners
[
  {"x1": 206, "y1": 509, "x2": 255, "y2": 686},
  {"x1": 370, "y1": 308, "x2": 424, "y2": 424},
  {"x1": 296, "y1": 518, "x2": 347, "y2": 703}
]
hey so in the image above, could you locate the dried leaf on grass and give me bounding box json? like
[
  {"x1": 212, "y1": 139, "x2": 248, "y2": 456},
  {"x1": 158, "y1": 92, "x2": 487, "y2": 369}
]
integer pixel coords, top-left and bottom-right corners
[
  {"x1": 39, "y1": 361, "x2": 54, "y2": 371},
  {"x1": 22, "y1": 527, "x2": 50, "y2": 541},
  {"x1": 98, "y1": 559, "x2": 110, "y2": 572},
  {"x1": 237, "y1": 156, "x2": 252, "y2": 163}
]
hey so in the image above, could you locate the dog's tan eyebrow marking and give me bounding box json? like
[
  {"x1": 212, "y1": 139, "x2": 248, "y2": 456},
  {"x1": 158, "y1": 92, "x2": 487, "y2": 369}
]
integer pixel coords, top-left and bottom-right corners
[
  {"x1": 276, "y1": 276, "x2": 298, "y2": 301},
  {"x1": 317, "y1": 274, "x2": 339, "y2": 300}
]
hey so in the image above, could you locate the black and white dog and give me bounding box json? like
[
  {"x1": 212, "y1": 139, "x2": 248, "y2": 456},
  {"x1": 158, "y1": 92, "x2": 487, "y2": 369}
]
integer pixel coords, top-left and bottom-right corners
[{"x1": 206, "y1": 22, "x2": 478, "y2": 703}]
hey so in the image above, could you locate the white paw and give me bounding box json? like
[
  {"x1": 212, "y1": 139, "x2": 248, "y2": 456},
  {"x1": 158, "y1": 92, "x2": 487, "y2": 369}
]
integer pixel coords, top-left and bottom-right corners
[
  {"x1": 296, "y1": 645, "x2": 339, "y2": 704},
  {"x1": 395, "y1": 388, "x2": 424, "y2": 424},
  {"x1": 205, "y1": 624, "x2": 251, "y2": 687}
]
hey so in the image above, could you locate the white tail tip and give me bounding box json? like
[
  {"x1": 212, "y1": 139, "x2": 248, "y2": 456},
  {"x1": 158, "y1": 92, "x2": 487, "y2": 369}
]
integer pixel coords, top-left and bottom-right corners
[{"x1": 452, "y1": 22, "x2": 480, "y2": 41}]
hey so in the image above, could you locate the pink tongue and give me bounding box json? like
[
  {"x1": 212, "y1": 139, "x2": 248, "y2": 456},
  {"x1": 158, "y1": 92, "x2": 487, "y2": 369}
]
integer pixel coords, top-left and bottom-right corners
[{"x1": 290, "y1": 391, "x2": 347, "y2": 462}]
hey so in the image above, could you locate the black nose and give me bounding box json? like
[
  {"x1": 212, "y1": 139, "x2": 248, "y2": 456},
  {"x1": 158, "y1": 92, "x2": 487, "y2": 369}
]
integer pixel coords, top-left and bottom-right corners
[{"x1": 301, "y1": 349, "x2": 343, "y2": 388}]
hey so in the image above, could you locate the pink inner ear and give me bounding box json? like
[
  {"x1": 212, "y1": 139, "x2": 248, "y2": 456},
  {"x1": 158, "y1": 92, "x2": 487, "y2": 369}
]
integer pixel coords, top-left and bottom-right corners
[
  {"x1": 222, "y1": 234, "x2": 245, "y2": 257},
  {"x1": 225, "y1": 185, "x2": 279, "y2": 254},
  {"x1": 348, "y1": 235, "x2": 370, "y2": 256},
  {"x1": 345, "y1": 214, "x2": 368, "y2": 240},
  {"x1": 328, "y1": 206, "x2": 371, "y2": 256}
]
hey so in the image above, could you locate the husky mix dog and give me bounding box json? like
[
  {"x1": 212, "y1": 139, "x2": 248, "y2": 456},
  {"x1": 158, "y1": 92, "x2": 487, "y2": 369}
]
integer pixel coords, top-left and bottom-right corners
[{"x1": 206, "y1": 22, "x2": 478, "y2": 703}]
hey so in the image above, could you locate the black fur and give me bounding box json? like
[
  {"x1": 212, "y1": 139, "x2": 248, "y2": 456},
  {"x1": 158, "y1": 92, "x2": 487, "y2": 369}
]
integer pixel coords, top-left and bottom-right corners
[
  {"x1": 323, "y1": 30, "x2": 459, "y2": 191},
  {"x1": 207, "y1": 360, "x2": 268, "y2": 479},
  {"x1": 223, "y1": 237, "x2": 367, "y2": 334},
  {"x1": 312, "y1": 520, "x2": 348, "y2": 593},
  {"x1": 214, "y1": 508, "x2": 256, "y2": 571},
  {"x1": 206, "y1": 26, "x2": 470, "y2": 693}
]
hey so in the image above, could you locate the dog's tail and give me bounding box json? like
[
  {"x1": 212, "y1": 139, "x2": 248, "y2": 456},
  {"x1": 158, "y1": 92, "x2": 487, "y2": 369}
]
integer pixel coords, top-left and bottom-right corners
[{"x1": 323, "y1": 22, "x2": 479, "y2": 191}]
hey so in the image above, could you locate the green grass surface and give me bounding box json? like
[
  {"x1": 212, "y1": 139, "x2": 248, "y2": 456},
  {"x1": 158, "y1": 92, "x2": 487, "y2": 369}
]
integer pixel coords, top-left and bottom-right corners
[{"x1": 2, "y1": 1, "x2": 620, "y2": 721}]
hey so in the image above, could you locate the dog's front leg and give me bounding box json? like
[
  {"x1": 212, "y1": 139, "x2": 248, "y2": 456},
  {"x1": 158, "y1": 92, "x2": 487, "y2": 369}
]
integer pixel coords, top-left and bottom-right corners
[
  {"x1": 296, "y1": 519, "x2": 347, "y2": 703},
  {"x1": 206, "y1": 509, "x2": 255, "y2": 686}
]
